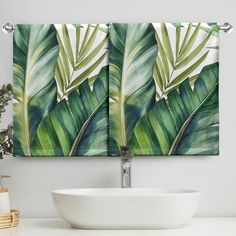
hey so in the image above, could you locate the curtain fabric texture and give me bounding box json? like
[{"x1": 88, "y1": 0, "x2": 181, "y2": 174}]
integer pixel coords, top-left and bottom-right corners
[{"x1": 13, "y1": 23, "x2": 219, "y2": 157}]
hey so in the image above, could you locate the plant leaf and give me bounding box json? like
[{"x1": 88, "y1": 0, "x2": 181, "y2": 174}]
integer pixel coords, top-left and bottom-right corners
[
  {"x1": 189, "y1": 73, "x2": 199, "y2": 86},
  {"x1": 179, "y1": 23, "x2": 192, "y2": 55},
  {"x1": 13, "y1": 24, "x2": 59, "y2": 156},
  {"x1": 55, "y1": 34, "x2": 70, "y2": 94},
  {"x1": 130, "y1": 63, "x2": 219, "y2": 155},
  {"x1": 79, "y1": 24, "x2": 91, "y2": 57},
  {"x1": 153, "y1": 62, "x2": 164, "y2": 93},
  {"x1": 76, "y1": 26, "x2": 81, "y2": 59},
  {"x1": 78, "y1": 24, "x2": 99, "y2": 62},
  {"x1": 155, "y1": 33, "x2": 169, "y2": 82},
  {"x1": 68, "y1": 51, "x2": 107, "y2": 92},
  {"x1": 55, "y1": 24, "x2": 108, "y2": 100},
  {"x1": 175, "y1": 25, "x2": 181, "y2": 59},
  {"x1": 175, "y1": 31, "x2": 211, "y2": 70},
  {"x1": 109, "y1": 23, "x2": 157, "y2": 155},
  {"x1": 194, "y1": 23, "x2": 219, "y2": 37},
  {"x1": 161, "y1": 23, "x2": 174, "y2": 67},
  {"x1": 178, "y1": 23, "x2": 201, "y2": 62},
  {"x1": 31, "y1": 66, "x2": 108, "y2": 156},
  {"x1": 62, "y1": 24, "x2": 74, "y2": 68},
  {"x1": 75, "y1": 34, "x2": 108, "y2": 70},
  {"x1": 168, "y1": 51, "x2": 209, "y2": 89}
]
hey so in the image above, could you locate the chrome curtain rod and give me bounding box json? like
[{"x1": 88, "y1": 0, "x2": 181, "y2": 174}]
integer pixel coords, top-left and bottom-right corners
[{"x1": 1, "y1": 22, "x2": 234, "y2": 34}]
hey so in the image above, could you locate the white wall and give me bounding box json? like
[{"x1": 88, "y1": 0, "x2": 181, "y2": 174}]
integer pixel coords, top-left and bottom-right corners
[{"x1": 0, "y1": 0, "x2": 236, "y2": 218}]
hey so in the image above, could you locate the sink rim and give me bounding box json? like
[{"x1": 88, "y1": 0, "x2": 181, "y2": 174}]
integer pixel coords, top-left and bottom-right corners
[{"x1": 52, "y1": 188, "x2": 201, "y2": 196}]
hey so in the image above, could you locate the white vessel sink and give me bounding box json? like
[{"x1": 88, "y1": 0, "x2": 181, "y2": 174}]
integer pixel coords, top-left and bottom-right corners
[{"x1": 52, "y1": 188, "x2": 201, "y2": 229}]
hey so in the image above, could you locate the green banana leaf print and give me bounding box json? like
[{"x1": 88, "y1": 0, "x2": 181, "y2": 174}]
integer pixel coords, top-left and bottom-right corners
[
  {"x1": 31, "y1": 66, "x2": 108, "y2": 156},
  {"x1": 109, "y1": 23, "x2": 158, "y2": 155},
  {"x1": 13, "y1": 23, "x2": 219, "y2": 157},
  {"x1": 13, "y1": 24, "x2": 109, "y2": 157},
  {"x1": 13, "y1": 24, "x2": 59, "y2": 156},
  {"x1": 130, "y1": 63, "x2": 219, "y2": 155}
]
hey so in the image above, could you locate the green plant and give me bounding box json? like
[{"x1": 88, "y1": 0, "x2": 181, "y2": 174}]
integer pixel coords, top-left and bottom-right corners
[
  {"x1": 12, "y1": 23, "x2": 219, "y2": 157},
  {"x1": 109, "y1": 23, "x2": 219, "y2": 156},
  {"x1": 0, "y1": 126, "x2": 13, "y2": 158},
  {"x1": 13, "y1": 24, "x2": 109, "y2": 157},
  {"x1": 0, "y1": 84, "x2": 12, "y2": 121},
  {"x1": 55, "y1": 24, "x2": 108, "y2": 100},
  {"x1": 109, "y1": 23, "x2": 158, "y2": 155},
  {"x1": 0, "y1": 84, "x2": 13, "y2": 158},
  {"x1": 154, "y1": 23, "x2": 215, "y2": 99},
  {"x1": 130, "y1": 63, "x2": 219, "y2": 155},
  {"x1": 13, "y1": 24, "x2": 59, "y2": 156},
  {"x1": 31, "y1": 66, "x2": 108, "y2": 156}
]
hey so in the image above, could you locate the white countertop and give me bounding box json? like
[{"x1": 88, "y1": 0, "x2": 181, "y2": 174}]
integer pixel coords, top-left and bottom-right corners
[{"x1": 1, "y1": 218, "x2": 236, "y2": 236}]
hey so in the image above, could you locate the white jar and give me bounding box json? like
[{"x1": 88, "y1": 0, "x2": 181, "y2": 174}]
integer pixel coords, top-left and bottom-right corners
[{"x1": 0, "y1": 188, "x2": 11, "y2": 213}]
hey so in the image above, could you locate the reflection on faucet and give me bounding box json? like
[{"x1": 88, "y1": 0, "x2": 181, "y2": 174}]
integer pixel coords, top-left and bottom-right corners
[{"x1": 120, "y1": 146, "x2": 132, "y2": 188}]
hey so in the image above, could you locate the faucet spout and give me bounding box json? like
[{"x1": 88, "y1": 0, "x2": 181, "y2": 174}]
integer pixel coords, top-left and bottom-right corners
[{"x1": 120, "y1": 146, "x2": 132, "y2": 188}]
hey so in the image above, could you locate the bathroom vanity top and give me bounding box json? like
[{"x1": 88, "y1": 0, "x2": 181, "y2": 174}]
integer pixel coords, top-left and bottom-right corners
[{"x1": 0, "y1": 218, "x2": 236, "y2": 236}]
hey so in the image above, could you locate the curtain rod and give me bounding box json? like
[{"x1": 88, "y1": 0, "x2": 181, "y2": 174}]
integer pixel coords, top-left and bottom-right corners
[{"x1": 1, "y1": 22, "x2": 234, "y2": 34}]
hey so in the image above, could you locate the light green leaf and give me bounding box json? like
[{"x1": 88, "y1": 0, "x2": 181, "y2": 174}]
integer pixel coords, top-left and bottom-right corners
[
  {"x1": 155, "y1": 33, "x2": 169, "y2": 82},
  {"x1": 55, "y1": 61, "x2": 65, "y2": 93},
  {"x1": 178, "y1": 23, "x2": 201, "y2": 62},
  {"x1": 194, "y1": 23, "x2": 219, "y2": 37},
  {"x1": 31, "y1": 66, "x2": 108, "y2": 156},
  {"x1": 189, "y1": 73, "x2": 199, "y2": 86},
  {"x1": 78, "y1": 24, "x2": 99, "y2": 61},
  {"x1": 153, "y1": 62, "x2": 164, "y2": 92},
  {"x1": 109, "y1": 23, "x2": 157, "y2": 155},
  {"x1": 175, "y1": 32, "x2": 211, "y2": 70},
  {"x1": 68, "y1": 51, "x2": 107, "y2": 93},
  {"x1": 156, "y1": 58, "x2": 166, "y2": 88},
  {"x1": 55, "y1": 34, "x2": 71, "y2": 87},
  {"x1": 161, "y1": 23, "x2": 174, "y2": 67},
  {"x1": 79, "y1": 24, "x2": 91, "y2": 57},
  {"x1": 55, "y1": 24, "x2": 108, "y2": 100},
  {"x1": 13, "y1": 24, "x2": 59, "y2": 156},
  {"x1": 130, "y1": 63, "x2": 219, "y2": 155},
  {"x1": 76, "y1": 27, "x2": 81, "y2": 59},
  {"x1": 168, "y1": 51, "x2": 209, "y2": 89},
  {"x1": 153, "y1": 22, "x2": 214, "y2": 99},
  {"x1": 75, "y1": 34, "x2": 108, "y2": 70},
  {"x1": 179, "y1": 23, "x2": 192, "y2": 54},
  {"x1": 175, "y1": 26, "x2": 181, "y2": 59},
  {"x1": 62, "y1": 24, "x2": 74, "y2": 68}
]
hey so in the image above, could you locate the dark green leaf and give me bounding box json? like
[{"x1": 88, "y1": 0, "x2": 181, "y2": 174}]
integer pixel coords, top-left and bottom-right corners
[{"x1": 130, "y1": 63, "x2": 219, "y2": 155}]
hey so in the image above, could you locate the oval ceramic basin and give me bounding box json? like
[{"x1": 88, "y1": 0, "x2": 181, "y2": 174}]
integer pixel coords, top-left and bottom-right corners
[{"x1": 52, "y1": 188, "x2": 201, "y2": 229}]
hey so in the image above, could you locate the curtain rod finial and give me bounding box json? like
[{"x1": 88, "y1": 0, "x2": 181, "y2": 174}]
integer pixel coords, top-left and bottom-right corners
[
  {"x1": 2, "y1": 23, "x2": 15, "y2": 34},
  {"x1": 219, "y1": 23, "x2": 233, "y2": 33}
]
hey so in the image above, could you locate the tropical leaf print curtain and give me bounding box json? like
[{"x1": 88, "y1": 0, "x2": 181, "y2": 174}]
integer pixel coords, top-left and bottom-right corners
[
  {"x1": 13, "y1": 24, "x2": 109, "y2": 156},
  {"x1": 13, "y1": 23, "x2": 219, "y2": 157}
]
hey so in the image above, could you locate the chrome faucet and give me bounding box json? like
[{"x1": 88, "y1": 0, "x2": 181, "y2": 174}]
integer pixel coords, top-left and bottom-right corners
[{"x1": 120, "y1": 146, "x2": 132, "y2": 188}]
